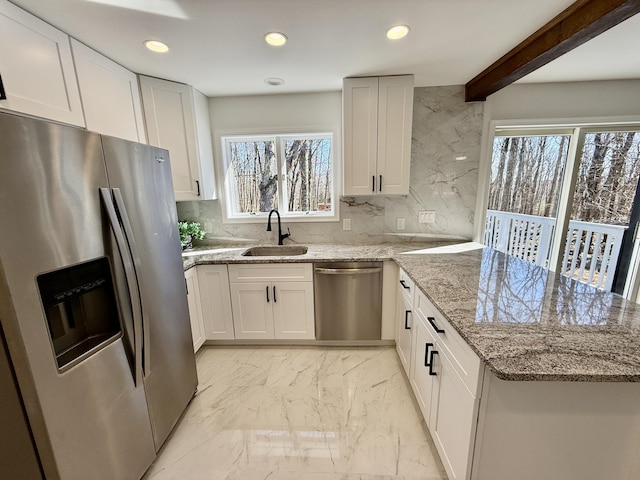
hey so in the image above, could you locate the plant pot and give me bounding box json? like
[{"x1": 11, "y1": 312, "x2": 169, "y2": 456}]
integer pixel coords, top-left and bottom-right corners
[{"x1": 181, "y1": 235, "x2": 192, "y2": 251}]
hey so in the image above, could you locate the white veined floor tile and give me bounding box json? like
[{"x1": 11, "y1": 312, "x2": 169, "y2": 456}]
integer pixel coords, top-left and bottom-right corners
[{"x1": 144, "y1": 346, "x2": 448, "y2": 480}]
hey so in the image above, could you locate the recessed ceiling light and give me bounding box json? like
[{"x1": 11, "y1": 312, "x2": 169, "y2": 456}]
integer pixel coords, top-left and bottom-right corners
[
  {"x1": 265, "y1": 77, "x2": 285, "y2": 86},
  {"x1": 386, "y1": 25, "x2": 410, "y2": 40},
  {"x1": 264, "y1": 32, "x2": 287, "y2": 46},
  {"x1": 144, "y1": 40, "x2": 169, "y2": 53}
]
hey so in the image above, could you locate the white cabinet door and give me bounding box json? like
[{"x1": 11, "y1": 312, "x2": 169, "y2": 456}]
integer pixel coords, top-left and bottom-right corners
[
  {"x1": 343, "y1": 76, "x2": 378, "y2": 195},
  {"x1": 197, "y1": 265, "x2": 234, "y2": 340},
  {"x1": 71, "y1": 39, "x2": 146, "y2": 142},
  {"x1": 410, "y1": 314, "x2": 438, "y2": 427},
  {"x1": 0, "y1": 1, "x2": 84, "y2": 126},
  {"x1": 376, "y1": 75, "x2": 413, "y2": 195},
  {"x1": 272, "y1": 282, "x2": 315, "y2": 339},
  {"x1": 185, "y1": 268, "x2": 205, "y2": 352},
  {"x1": 396, "y1": 292, "x2": 413, "y2": 374},
  {"x1": 139, "y1": 75, "x2": 216, "y2": 201},
  {"x1": 343, "y1": 75, "x2": 413, "y2": 196},
  {"x1": 430, "y1": 346, "x2": 478, "y2": 480},
  {"x1": 229, "y1": 283, "x2": 275, "y2": 339}
]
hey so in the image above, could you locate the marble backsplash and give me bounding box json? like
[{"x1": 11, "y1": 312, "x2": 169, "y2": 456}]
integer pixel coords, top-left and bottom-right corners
[{"x1": 177, "y1": 85, "x2": 484, "y2": 245}]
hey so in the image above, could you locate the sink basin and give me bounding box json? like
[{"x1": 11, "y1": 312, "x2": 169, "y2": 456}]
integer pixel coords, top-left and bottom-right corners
[{"x1": 242, "y1": 245, "x2": 308, "y2": 257}]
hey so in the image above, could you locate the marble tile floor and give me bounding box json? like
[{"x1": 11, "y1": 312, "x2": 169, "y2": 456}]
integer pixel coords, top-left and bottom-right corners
[{"x1": 144, "y1": 346, "x2": 448, "y2": 480}]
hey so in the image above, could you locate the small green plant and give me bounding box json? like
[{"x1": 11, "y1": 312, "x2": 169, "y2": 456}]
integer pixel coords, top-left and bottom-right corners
[{"x1": 178, "y1": 221, "x2": 206, "y2": 248}]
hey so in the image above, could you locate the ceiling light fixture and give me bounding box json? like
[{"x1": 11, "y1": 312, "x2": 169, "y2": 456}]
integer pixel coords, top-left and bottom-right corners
[
  {"x1": 144, "y1": 40, "x2": 169, "y2": 53},
  {"x1": 264, "y1": 32, "x2": 287, "y2": 46},
  {"x1": 265, "y1": 77, "x2": 285, "y2": 86},
  {"x1": 386, "y1": 25, "x2": 410, "y2": 40}
]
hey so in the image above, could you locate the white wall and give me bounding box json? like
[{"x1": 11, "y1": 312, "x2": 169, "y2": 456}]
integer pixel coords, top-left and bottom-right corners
[
  {"x1": 473, "y1": 79, "x2": 640, "y2": 241},
  {"x1": 177, "y1": 86, "x2": 484, "y2": 245}
]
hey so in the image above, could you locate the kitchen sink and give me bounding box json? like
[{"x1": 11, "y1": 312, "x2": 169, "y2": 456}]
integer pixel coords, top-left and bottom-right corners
[{"x1": 241, "y1": 245, "x2": 308, "y2": 257}]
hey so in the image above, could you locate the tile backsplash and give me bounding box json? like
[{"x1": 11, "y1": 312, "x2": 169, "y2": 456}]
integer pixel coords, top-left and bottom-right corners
[{"x1": 177, "y1": 85, "x2": 484, "y2": 245}]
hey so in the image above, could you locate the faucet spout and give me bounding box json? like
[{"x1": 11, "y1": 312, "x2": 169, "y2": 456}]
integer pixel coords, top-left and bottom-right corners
[{"x1": 267, "y1": 209, "x2": 290, "y2": 245}]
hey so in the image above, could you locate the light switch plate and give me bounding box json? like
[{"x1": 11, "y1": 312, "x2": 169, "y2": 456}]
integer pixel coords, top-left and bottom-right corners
[
  {"x1": 419, "y1": 210, "x2": 435, "y2": 224},
  {"x1": 396, "y1": 218, "x2": 405, "y2": 230},
  {"x1": 343, "y1": 218, "x2": 351, "y2": 231}
]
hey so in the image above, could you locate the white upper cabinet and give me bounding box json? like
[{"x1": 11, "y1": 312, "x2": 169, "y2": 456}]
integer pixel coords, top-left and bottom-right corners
[
  {"x1": 0, "y1": 0, "x2": 84, "y2": 126},
  {"x1": 343, "y1": 75, "x2": 413, "y2": 195},
  {"x1": 71, "y1": 39, "x2": 146, "y2": 142},
  {"x1": 139, "y1": 75, "x2": 216, "y2": 201}
]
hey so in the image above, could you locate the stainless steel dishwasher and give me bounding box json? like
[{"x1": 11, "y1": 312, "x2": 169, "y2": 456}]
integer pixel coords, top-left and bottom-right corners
[{"x1": 314, "y1": 262, "x2": 383, "y2": 340}]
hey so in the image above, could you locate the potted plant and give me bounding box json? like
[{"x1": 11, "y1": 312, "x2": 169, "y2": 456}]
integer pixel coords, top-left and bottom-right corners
[{"x1": 178, "y1": 221, "x2": 206, "y2": 250}]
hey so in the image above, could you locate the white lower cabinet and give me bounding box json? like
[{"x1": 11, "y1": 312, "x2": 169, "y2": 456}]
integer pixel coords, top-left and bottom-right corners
[
  {"x1": 228, "y1": 264, "x2": 315, "y2": 340},
  {"x1": 184, "y1": 267, "x2": 205, "y2": 352},
  {"x1": 197, "y1": 265, "x2": 235, "y2": 340},
  {"x1": 428, "y1": 341, "x2": 478, "y2": 480},
  {"x1": 409, "y1": 314, "x2": 438, "y2": 426},
  {"x1": 396, "y1": 288, "x2": 413, "y2": 372},
  {"x1": 398, "y1": 278, "x2": 482, "y2": 480}
]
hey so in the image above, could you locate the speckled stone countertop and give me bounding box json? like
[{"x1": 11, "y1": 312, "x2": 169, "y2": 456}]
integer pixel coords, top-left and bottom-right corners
[{"x1": 183, "y1": 242, "x2": 640, "y2": 382}]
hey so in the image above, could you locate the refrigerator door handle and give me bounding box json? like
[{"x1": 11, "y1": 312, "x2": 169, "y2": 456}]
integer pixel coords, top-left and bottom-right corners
[
  {"x1": 112, "y1": 188, "x2": 149, "y2": 377},
  {"x1": 100, "y1": 188, "x2": 143, "y2": 386}
]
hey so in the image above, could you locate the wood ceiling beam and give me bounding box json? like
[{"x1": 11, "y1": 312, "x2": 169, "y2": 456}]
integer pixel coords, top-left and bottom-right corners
[{"x1": 465, "y1": 0, "x2": 640, "y2": 102}]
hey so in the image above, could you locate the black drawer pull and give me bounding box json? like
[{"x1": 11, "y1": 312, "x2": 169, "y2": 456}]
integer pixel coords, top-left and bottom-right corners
[
  {"x1": 428, "y1": 316, "x2": 445, "y2": 334},
  {"x1": 399, "y1": 279, "x2": 410, "y2": 290},
  {"x1": 424, "y1": 342, "x2": 434, "y2": 367},
  {"x1": 372, "y1": 175, "x2": 375, "y2": 192},
  {"x1": 273, "y1": 285, "x2": 277, "y2": 303},
  {"x1": 428, "y1": 350, "x2": 438, "y2": 375},
  {"x1": 379, "y1": 175, "x2": 383, "y2": 191},
  {"x1": 266, "y1": 286, "x2": 270, "y2": 303},
  {"x1": 404, "y1": 310, "x2": 411, "y2": 330}
]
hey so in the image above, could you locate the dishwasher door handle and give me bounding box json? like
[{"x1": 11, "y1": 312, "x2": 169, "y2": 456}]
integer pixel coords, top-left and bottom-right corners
[{"x1": 315, "y1": 267, "x2": 382, "y2": 275}]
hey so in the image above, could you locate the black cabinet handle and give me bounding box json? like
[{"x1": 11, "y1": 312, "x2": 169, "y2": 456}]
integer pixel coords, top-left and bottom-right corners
[
  {"x1": 399, "y1": 279, "x2": 410, "y2": 290},
  {"x1": 379, "y1": 175, "x2": 383, "y2": 191},
  {"x1": 266, "y1": 286, "x2": 270, "y2": 303},
  {"x1": 404, "y1": 310, "x2": 411, "y2": 330},
  {"x1": 196, "y1": 180, "x2": 201, "y2": 196},
  {"x1": 0, "y1": 74, "x2": 6, "y2": 100},
  {"x1": 428, "y1": 350, "x2": 439, "y2": 375},
  {"x1": 424, "y1": 342, "x2": 434, "y2": 367},
  {"x1": 273, "y1": 286, "x2": 277, "y2": 303},
  {"x1": 372, "y1": 175, "x2": 375, "y2": 192},
  {"x1": 428, "y1": 316, "x2": 445, "y2": 334}
]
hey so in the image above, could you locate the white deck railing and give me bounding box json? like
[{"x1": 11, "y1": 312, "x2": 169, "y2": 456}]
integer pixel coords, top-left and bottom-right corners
[{"x1": 485, "y1": 210, "x2": 626, "y2": 291}]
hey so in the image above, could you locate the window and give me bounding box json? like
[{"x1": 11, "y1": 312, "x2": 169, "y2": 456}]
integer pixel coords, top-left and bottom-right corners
[
  {"x1": 221, "y1": 133, "x2": 335, "y2": 221},
  {"x1": 483, "y1": 125, "x2": 640, "y2": 294}
]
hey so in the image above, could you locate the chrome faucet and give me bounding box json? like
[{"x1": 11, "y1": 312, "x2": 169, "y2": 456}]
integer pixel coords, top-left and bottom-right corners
[{"x1": 267, "y1": 209, "x2": 290, "y2": 245}]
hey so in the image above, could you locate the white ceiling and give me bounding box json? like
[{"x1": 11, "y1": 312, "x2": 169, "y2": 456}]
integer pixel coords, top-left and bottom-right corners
[{"x1": 9, "y1": 0, "x2": 640, "y2": 97}]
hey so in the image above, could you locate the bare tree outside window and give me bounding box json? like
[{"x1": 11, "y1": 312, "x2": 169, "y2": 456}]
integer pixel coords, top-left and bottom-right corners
[{"x1": 223, "y1": 134, "x2": 334, "y2": 218}]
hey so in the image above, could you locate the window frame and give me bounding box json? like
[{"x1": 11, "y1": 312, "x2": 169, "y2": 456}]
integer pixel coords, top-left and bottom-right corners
[
  {"x1": 476, "y1": 119, "x2": 640, "y2": 290},
  {"x1": 218, "y1": 129, "x2": 340, "y2": 223}
]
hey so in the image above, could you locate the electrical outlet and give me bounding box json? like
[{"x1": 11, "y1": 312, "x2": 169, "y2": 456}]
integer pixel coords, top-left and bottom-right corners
[
  {"x1": 396, "y1": 218, "x2": 405, "y2": 230},
  {"x1": 343, "y1": 218, "x2": 351, "y2": 231},
  {"x1": 418, "y1": 210, "x2": 436, "y2": 224}
]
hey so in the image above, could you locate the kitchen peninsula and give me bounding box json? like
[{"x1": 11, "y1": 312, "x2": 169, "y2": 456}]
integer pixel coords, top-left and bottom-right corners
[{"x1": 184, "y1": 243, "x2": 640, "y2": 480}]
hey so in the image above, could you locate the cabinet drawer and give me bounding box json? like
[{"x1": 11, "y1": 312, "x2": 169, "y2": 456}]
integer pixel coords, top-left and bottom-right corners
[
  {"x1": 415, "y1": 290, "x2": 481, "y2": 396},
  {"x1": 398, "y1": 269, "x2": 415, "y2": 304},
  {"x1": 228, "y1": 263, "x2": 312, "y2": 282}
]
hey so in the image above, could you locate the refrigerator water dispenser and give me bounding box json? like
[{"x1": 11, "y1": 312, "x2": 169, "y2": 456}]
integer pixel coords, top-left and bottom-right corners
[{"x1": 37, "y1": 257, "x2": 122, "y2": 371}]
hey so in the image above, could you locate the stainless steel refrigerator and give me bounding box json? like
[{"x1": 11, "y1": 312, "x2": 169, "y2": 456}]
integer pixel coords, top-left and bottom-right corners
[{"x1": 0, "y1": 111, "x2": 198, "y2": 479}]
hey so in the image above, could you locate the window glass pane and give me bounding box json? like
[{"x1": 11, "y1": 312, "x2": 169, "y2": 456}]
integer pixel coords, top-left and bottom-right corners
[
  {"x1": 283, "y1": 137, "x2": 332, "y2": 213},
  {"x1": 227, "y1": 139, "x2": 277, "y2": 213},
  {"x1": 488, "y1": 135, "x2": 570, "y2": 217},
  {"x1": 563, "y1": 131, "x2": 640, "y2": 289},
  {"x1": 571, "y1": 131, "x2": 640, "y2": 225},
  {"x1": 485, "y1": 134, "x2": 570, "y2": 268}
]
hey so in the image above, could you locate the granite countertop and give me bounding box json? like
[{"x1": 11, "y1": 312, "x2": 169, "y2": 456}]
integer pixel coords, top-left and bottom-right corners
[{"x1": 183, "y1": 242, "x2": 640, "y2": 382}]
